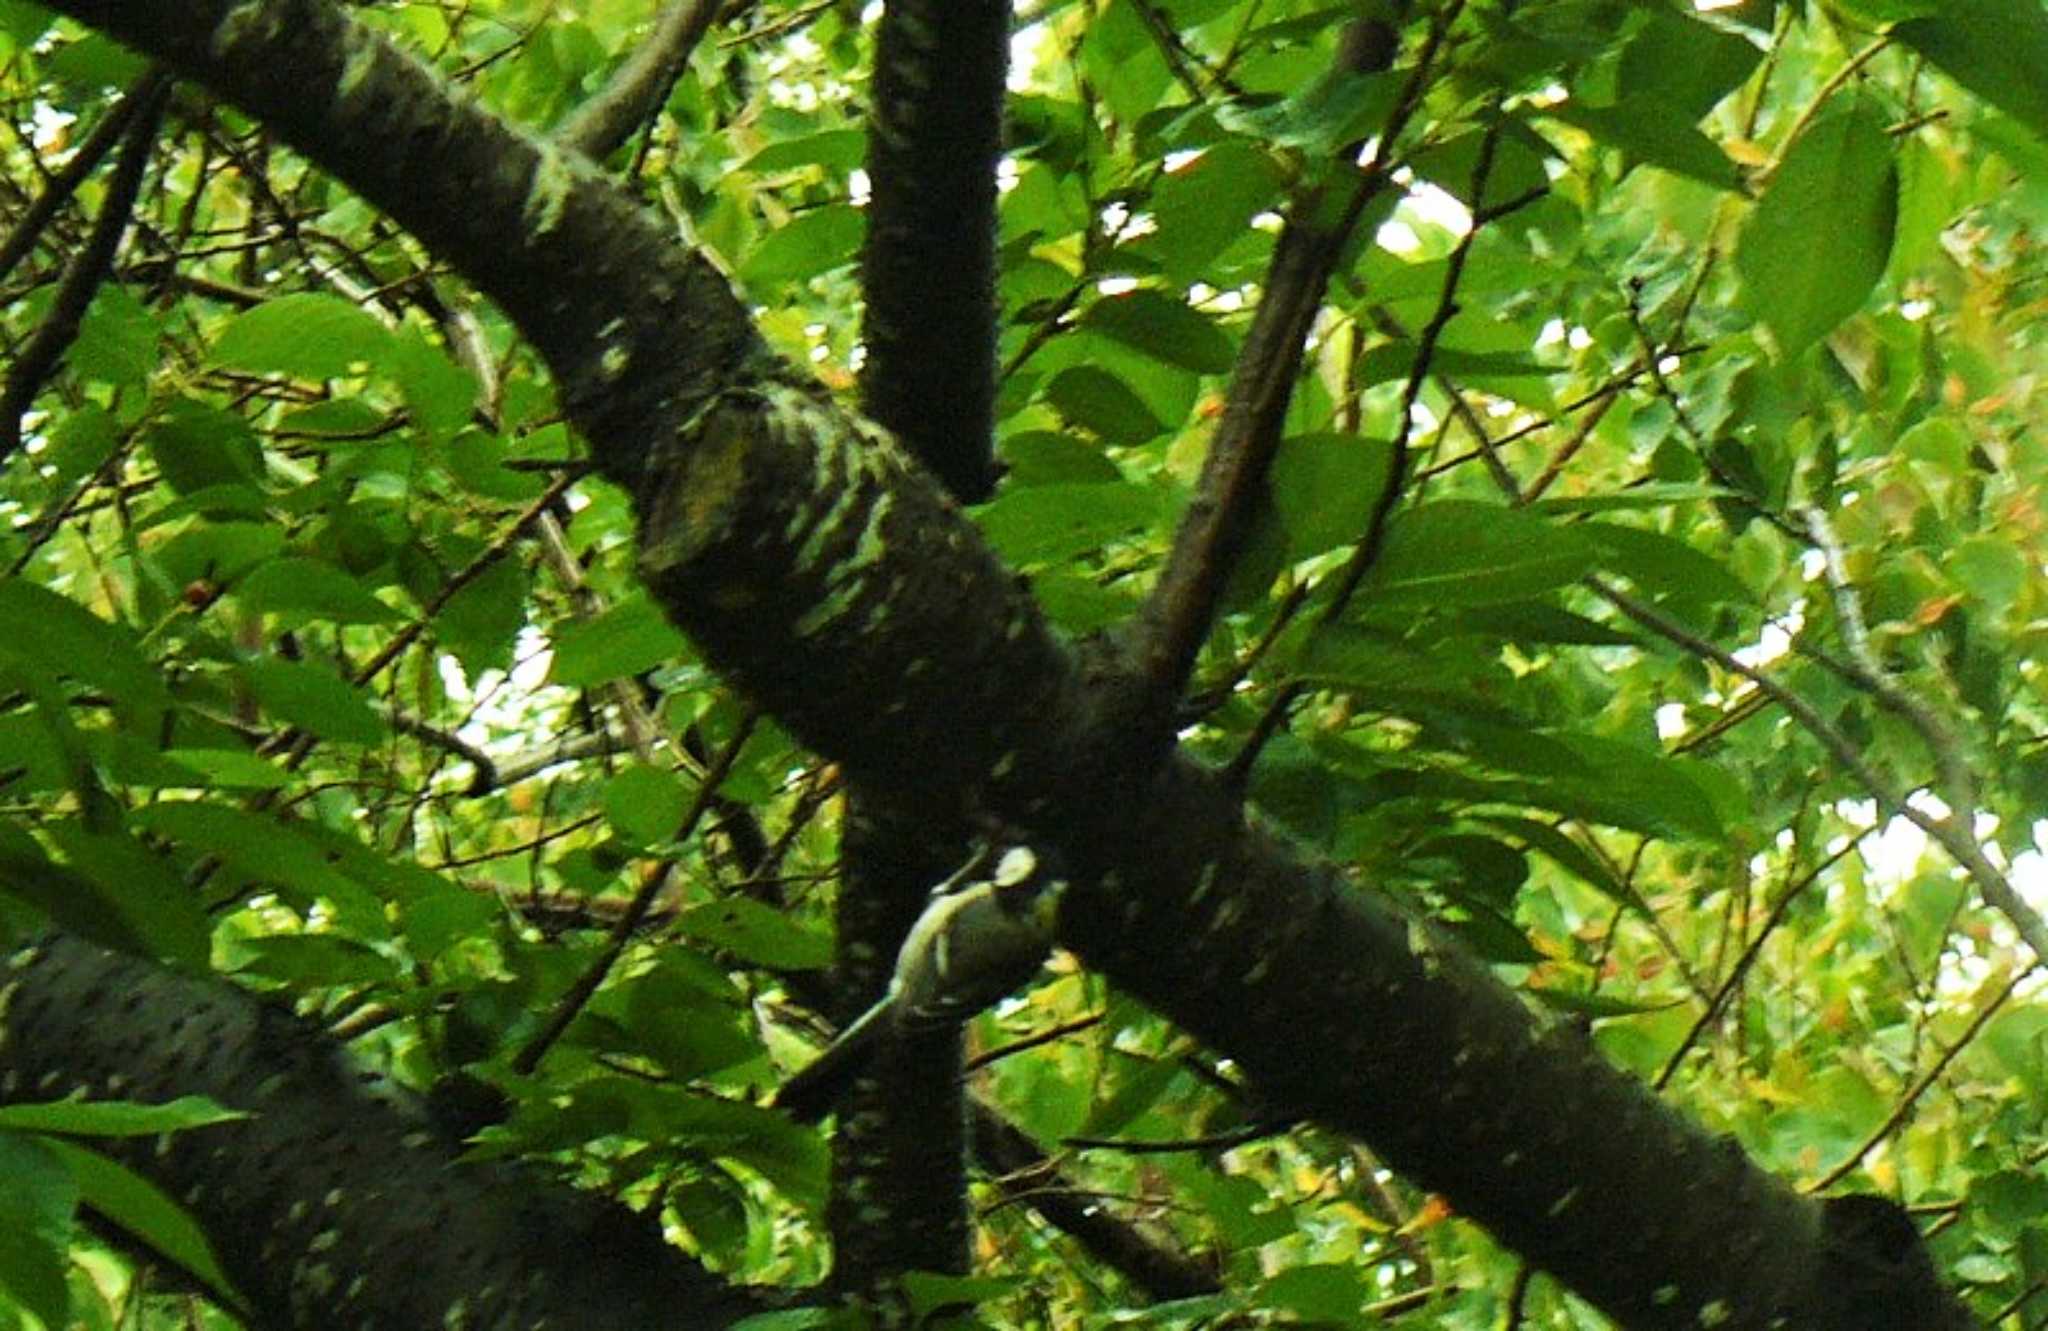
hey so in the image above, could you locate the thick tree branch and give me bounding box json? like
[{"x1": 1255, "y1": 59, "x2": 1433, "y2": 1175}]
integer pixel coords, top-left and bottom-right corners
[
  {"x1": 0, "y1": 934, "x2": 766, "y2": 1330},
  {"x1": 38, "y1": 5, "x2": 1973, "y2": 1327}
]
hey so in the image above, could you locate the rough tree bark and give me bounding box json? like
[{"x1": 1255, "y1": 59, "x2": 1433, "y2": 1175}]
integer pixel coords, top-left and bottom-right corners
[{"x1": 5, "y1": 3, "x2": 1976, "y2": 1329}]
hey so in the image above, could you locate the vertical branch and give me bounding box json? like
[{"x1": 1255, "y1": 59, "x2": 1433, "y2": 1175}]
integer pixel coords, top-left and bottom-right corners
[
  {"x1": 823, "y1": 0, "x2": 1009, "y2": 1298},
  {"x1": 857, "y1": 0, "x2": 1008, "y2": 502}
]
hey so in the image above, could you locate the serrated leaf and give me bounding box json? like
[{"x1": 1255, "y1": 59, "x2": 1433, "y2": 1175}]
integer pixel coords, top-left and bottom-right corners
[
  {"x1": 1363, "y1": 501, "x2": 1594, "y2": 607},
  {"x1": 0, "y1": 579, "x2": 170, "y2": 718},
  {"x1": 740, "y1": 128, "x2": 866, "y2": 174},
  {"x1": 0, "y1": 1133, "x2": 74, "y2": 1331},
  {"x1": 740, "y1": 204, "x2": 864, "y2": 288},
  {"x1": 1737, "y1": 103, "x2": 1897, "y2": 357},
  {"x1": 1549, "y1": 735, "x2": 1724, "y2": 842},
  {"x1": 1896, "y1": 1, "x2": 2048, "y2": 144},
  {"x1": 238, "y1": 658, "x2": 386, "y2": 745},
  {"x1": 972, "y1": 482, "x2": 1166, "y2": 564},
  {"x1": 676, "y1": 896, "x2": 832, "y2": 970},
  {"x1": 434, "y1": 555, "x2": 527, "y2": 678},
  {"x1": 1043, "y1": 365, "x2": 1168, "y2": 444},
  {"x1": 1582, "y1": 522, "x2": 1751, "y2": 615},
  {"x1": 1355, "y1": 341, "x2": 1560, "y2": 386},
  {"x1": 605, "y1": 764, "x2": 688, "y2": 846},
  {"x1": 1475, "y1": 815, "x2": 1650, "y2": 915},
  {"x1": 1538, "y1": 97, "x2": 1742, "y2": 189},
  {"x1": 158, "y1": 748, "x2": 290, "y2": 790},
  {"x1": 1146, "y1": 141, "x2": 1283, "y2": 282},
  {"x1": 1616, "y1": 11, "x2": 1765, "y2": 121},
  {"x1": 211, "y1": 292, "x2": 397, "y2": 380},
  {"x1": 0, "y1": 1097, "x2": 243, "y2": 1137},
  {"x1": 1081, "y1": 290, "x2": 1235, "y2": 374},
  {"x1": 128, "y1": 802, "x2": 380, "y2": 926},
  {"x1": 1269, "y1": 433, "x2": 1394, "y2": 561},
  {"x1": 998, "y1": 431, "x2": 1124, "y2": 485},
  {"x1": 38, "y1": 1136, "x2": 242, "y2": 1306},
  {"x1": 236, "y1": 556, "x2": 402, "y2": 624},
  {"x1": 228, "y1": 933, "x2": 401, "y2": 986},
  {"x1": 34, "y1": 823, "x2": 213, "y2": 969},
  {"x1": 145, "y1": 397, "x2": 264, "y2": 495},
  {"x1": 1448, "y1": 603, "x2": 1637, "y2": 647},
  {"x1": 549, "y1": 597, "x2": 687, "y2": 687}
]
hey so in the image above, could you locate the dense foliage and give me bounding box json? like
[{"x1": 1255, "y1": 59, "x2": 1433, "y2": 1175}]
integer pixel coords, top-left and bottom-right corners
[{"x1": 1, "y1": 0, "x2": 2046, "y2": 1327}]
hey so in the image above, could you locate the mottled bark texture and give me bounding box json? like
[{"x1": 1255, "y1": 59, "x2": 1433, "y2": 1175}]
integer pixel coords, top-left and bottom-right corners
[
  {"x1": 0, "y1": 935, "x2": 765, "y2": 1330},
  {"x1": 819, "y1": 0, "x2": 1010, "y2": 1296},
  {"x1": 858, "y1": 0, "x2": 1007, "y2": 503},
  {"x1": 29, "y1": 4, "x2": 1975, "y2": 1328},
  {"x1": 822, "y1": 803, "x2": 977, "y2": 1293}
]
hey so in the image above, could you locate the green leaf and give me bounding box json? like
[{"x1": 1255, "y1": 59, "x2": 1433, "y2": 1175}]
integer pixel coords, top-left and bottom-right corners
[
  {"x1": 1537, "y1": 97, "x2": 1742, "y2": 189},
  {"x1": 38, "y1": 1136, "x2": 242, "y2": 1306},
  {"x1": 0, "y1": 1097, "x2": 243, "y2": 1137},
  {"x1": 1043, "y1": 365, "x2": 1168, "y2": 444},
  {"x1": 1290, "y1": 626, "x2": 1516, "y2": 718},
  {"x1": 238, "y1": 658, "x2": 386, "y2": 745},
  {"x1": 605, "y1": 764, "x2": 688, "y2": 846},
  {"x1": 998, "y1": 431, "x2": 1124, "y2": 485},
  {"x1": 739, "y1": 204, "x2": 864, "y2": 288},
  {"x1": 676, "y1": 896, "x2": 832, "y2": 971},
  {"x1": 1362, "y1": 500, "x2": 1595, "y2": 608},
  {"x1": 1355, "y1": 342, "x2": 1559, "y2": 387},
  {"x1": 1736, "y1": 102, "x2": 1897, "y2": 357},
  {"x1": 1215, "y1": 69, "x2": 1401, "y2": 155},
  {"x1": 0, "y1": 1133, "x2": 74, "y2": 1331},
  {"x1": 158, "y1": 748, "x2": 290, "y2": 791},
  {"x1": 1582, "y1": 522, "x2": 1752, "y2": 615},
  {"x1": 1475, "y1": 815, "x2": 1650, "y2": 915},
  {"x1": 1269, "y1": 434, "x2": 1394, "y2": 561},
  {"x1": 434, "y1": 555, "x2": 528, "y2": 678},
  {"x1": 1527, "y1": 483, "x2": 1733, "y2": 514},
  {"x1": 900, "y1": 1271, "x2": 1022, "y2": 1319},
  {"x1": 228, "y1": 933, "x2": 401, "y2": 986},
  {"x1": 1896, "y1": 1, "x2": 2048, "y2": 143},
  {"x1": 1549, "y1": 735, "x2": 1724, "y2": 842},
  {"x1": 1257, "y1": 1263, "x2": 1374, "y2": 1321},
  {"x1": 145, "y1": 397, "x2": 264, "y2": 495},
  {"x1": 1949, "y1": 535, "x2": 2027, "y2": 617},
  {"x1": 42, "y1": 402, "x2": 121, "y2": 487},
  {"x1": 1616, "y1": 11, "x2": 1766, "y2": 121},
  {"x1": 972, "y1": 482, "x2": 1166, "y2": 564},
  {"x1": 389, "y1": 325, "x2": 479, "y2": 441},
  {"x1": 34, "y1": 823, "x2": 213, "y2": 969},
  {"x1": 1447, "y1": 603, "x2": 1637, "y2": 647},
  {"x1": 1144, "y1": 140, "x2": 1283, "y2": 282},
  {"x1": 71, "y1": 284, "x2": 161, "y2": 389},
  {"x1": 740, "y1": 128, "x2": 865, "y2": 174},
  {"x1": 211, "y1": 292, "x2": 397, "y2": 380},
  {"x1": 1081, "y1": 290, "x2": 1236, "y2": 374},
  {"x1": 236, "y1": 556, "x2": 402, "y2": 625},
  {"x1": 0, "y1": 2, "x2": 53, "y2": 42},
  {"x1": 128, "y1": 802, "x2": 381, "y2": 926},
  {"x1": 0, "y1": 579, "x2": 170, "y2": 719},
  {"x1": 549, "y1": 596, "x2": 687, "y2": 687}
]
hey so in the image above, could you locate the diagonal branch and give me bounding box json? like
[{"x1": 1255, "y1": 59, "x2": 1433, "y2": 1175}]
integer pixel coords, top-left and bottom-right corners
[
  {"x1": 557, "y1": 0, "x2": 723, "y2": 163},
  {"x1": 36, "y1": 5, "x2": 1974, "y2": 1326},
  {"x1": 1128, "y1": 12, "x2": 1449, "y2": 721},
  {"x1": 0, "y1": 71, "x2": 168, "y2": 464}
]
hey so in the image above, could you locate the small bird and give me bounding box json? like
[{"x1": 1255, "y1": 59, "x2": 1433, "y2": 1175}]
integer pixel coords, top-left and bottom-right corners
[{"x1": 773, "y1": 844, "x2": 1066, "y2": 1122}]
